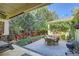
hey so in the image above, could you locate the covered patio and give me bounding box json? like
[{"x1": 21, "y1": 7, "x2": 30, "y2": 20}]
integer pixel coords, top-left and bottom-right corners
[
  {"x1": 0, "y1": 3, "x2": 79, "y2": 56},
  {"x1": 0, "y1": 3, "x2": 48, "y2": 56}
]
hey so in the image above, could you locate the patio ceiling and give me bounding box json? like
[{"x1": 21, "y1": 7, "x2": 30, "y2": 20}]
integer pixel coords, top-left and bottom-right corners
[
  {"x1": 47, "y1": 17, "x2": 73, "y2": 24},
  {"x1": 0, "y1": 3, "x2": 48, "y2": 19}
]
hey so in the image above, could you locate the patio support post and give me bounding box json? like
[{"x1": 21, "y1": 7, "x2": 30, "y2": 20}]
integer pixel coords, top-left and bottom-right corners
[
  {"x1": 3, "y1": 20, "x2": 10, "y2": 42},
  {"x1": 48, "y1": 24, "x2": 51, "y2": 35},
  {"x1": 4, "y1": 20, "x2": 9, "y2": 35}
]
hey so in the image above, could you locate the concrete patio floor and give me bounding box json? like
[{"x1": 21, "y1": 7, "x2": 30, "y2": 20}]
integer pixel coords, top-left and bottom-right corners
[
  {"x1": 24, "y1": 39, "x2": 68, "y2": 56},
  {"x1": 0, "y1": 44, "x2": 42, "y2": 56},
  {"x1": 1, "y1": 39, "x2": 79, "y2": 56}
]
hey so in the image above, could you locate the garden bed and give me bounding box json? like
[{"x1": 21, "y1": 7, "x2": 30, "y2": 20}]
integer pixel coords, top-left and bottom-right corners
[{"x1": 16, "y1": 35, "x2": 44, "y2": 46}]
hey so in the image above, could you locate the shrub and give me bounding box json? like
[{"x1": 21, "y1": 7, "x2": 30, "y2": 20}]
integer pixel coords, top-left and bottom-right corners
[
  {"x1": 16, "y1": 37, "x2": 32, "y2": 46},
  {"x1": 60, "y1": 33, "x2": 66, "y2": 40}
]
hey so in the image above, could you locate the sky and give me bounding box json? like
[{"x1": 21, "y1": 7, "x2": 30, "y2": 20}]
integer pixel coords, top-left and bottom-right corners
[{"x1": 48, "y1": 3, "x2": 79, "y2": 19}]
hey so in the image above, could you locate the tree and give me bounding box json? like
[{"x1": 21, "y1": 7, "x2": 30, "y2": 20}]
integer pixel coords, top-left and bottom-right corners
[
  {"x1": 72, "y1": 8, "x2": 79, "y2": 24},
  {"x1": 10, "y1": 6, "x2": 59, "y2": 36},
  {"x1": 30, "y1": 6, "x2": 59, "y2": 31},
  {"x1": 32, "y1": 6, "x2": 59, "y2": 22},
  {"x1": 50, "y1": 22, "x2": 70, "y2": 32},
  {"x1": 10, "y1": 15, "x2": 24, "y2": 35},
  {"x1": 22, "y1": 12, "x2": 36, "y2": 36},
  {"x1": 68, "y1": 8, "x2": 79, "y2": 40}
]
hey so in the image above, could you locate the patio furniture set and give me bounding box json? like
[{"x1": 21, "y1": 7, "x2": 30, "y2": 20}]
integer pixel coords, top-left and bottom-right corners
[{"x1": 44, "y1": 35, "x2": 60, "y2": 46}]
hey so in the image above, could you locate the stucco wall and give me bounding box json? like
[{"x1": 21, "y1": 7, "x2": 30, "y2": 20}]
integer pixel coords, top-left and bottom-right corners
[{"x1": 75, "y1": 29, "x2": 79, "y2": 42}]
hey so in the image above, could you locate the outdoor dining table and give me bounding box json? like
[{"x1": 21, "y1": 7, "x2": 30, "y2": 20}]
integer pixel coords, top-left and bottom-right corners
[{"x1": 44, "y1": 35, "x2": 59, "y2": 46}]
